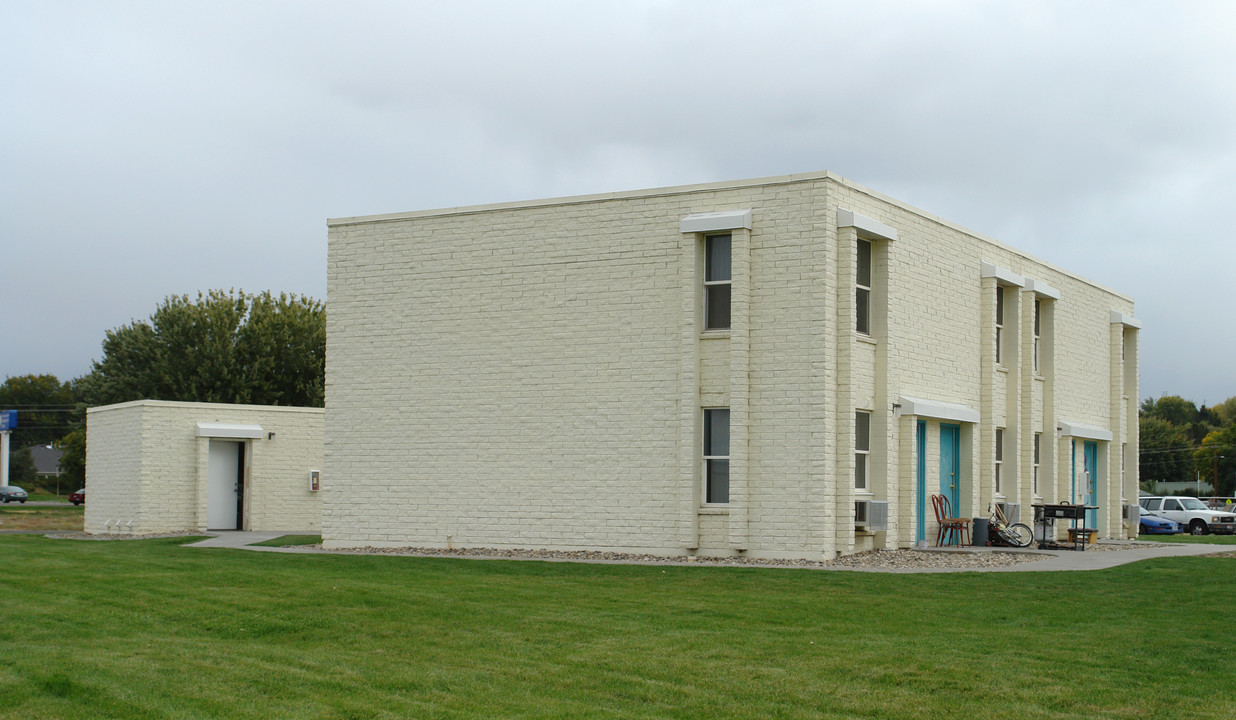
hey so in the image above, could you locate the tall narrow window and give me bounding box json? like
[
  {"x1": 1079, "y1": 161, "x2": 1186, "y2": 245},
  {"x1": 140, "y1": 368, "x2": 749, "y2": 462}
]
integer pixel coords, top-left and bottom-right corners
[
  {"x1": 704, "y1": 234, "x2": 731, "y2": 330},
  {"x1": 856, "y1": 239, "x2": 872, "y2": 335},
  {"x1": 1033, "y1": 298, "x2": 1041, "y2": 372},
  {"x1": 1033, "y1": 432, "x2": 1041, "y2": 495},
  {"x1": 703, "y1": 408, "x2": 730, "y2": 504},
  {"x1": 994, "y1": 427, "x2": 1004, "y2": 493},
  {"x1": 995, "y1": 286, "x2": 1005, "y2": 364},
  {"x1": 855, "y1": 410, "x2": 871, "y2": 489}
]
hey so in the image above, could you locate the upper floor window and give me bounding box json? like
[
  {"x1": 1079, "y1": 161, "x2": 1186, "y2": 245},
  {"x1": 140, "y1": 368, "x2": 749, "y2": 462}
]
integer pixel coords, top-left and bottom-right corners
[
  {"x1": 704, "y1": 234, "x2": 731, "y2": 330},
  {"x1": 995, "y1": 286, "x2": 1006, "y2": 364},
  {"x1": 1033, "y1": 298, "x2": 1041, "y2": 372},
  {"x1": 856, "y1": 239, "x2": 872, "y2": 335},
  {"x1": 703, "y1": 408, "x2": 730, "y2": 504},
  {"x1": 855, "y1": 410, "x2": 871, "y2": 490}
]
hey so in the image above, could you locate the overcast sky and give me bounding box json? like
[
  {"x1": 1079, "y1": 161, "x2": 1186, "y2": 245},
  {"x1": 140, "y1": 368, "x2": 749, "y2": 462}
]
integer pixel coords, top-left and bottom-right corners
[{"x1": 3, "y1": 1, "x2": 1233, "y2": 405}]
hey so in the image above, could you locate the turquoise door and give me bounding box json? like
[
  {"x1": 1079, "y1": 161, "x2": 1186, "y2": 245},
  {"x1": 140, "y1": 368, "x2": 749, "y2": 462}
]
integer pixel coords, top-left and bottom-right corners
[
  {"x1": 916, "y1": 421, "x2": 927, "y2": 544},
  {"x1": 1084, "y1": 441, "x2": 1098, "y2": 527},
  {"x1": 940, "y1": 424, "x2": 961, "y2": 515}
]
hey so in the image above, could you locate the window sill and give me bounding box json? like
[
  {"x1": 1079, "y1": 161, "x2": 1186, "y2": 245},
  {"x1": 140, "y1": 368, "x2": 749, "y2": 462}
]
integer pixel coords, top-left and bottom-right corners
[
  {"x1": 996, "y1": 365, "x2": 1009, "y2": 374},
  {"x1": 699, "y1": 506, "x2": 730, "y2": 515},
  {"x1": 1033, "y1": 374, "x2": 1045, "y2": 383},
  {"x1": 856, "y1": 333, "x2": 878, "y2": 345},
  {"x1": 854, "y1": 490, "x2": 874, "y2": 497},
  {"x1": 700, "y1": 330, "x2": 731, "y2": 340}
]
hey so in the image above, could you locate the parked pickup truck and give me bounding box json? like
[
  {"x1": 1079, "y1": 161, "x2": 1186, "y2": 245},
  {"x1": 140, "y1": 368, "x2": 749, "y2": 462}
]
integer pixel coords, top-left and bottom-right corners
[{"x1": 1139, "y1": 496, "x2": 1236, "y2": 535}]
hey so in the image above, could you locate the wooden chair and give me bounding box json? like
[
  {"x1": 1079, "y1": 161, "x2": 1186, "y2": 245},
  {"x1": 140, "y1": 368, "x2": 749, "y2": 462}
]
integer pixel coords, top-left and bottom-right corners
[{"x1": 931, "y1": 494, "x2": 970, "y2": 547}]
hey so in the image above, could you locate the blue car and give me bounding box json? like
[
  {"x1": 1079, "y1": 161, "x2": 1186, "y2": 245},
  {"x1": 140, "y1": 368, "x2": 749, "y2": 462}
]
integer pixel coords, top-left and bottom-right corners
[{"x1": 1139, "y1": 507, "x2": 1181, "y2": 535}]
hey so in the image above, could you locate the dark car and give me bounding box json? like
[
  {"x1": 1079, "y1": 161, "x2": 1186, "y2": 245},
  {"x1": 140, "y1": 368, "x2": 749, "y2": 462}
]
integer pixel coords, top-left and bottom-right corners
[
  {"x1": 0, "y1": 486, "x2": 29, "y2": 504},
  {"x1": 68, "y1": 489, "x2": 85, "y2": 506},
  {"x1": 1138, "y1": 506, "x2": 1180, "y2": 535}
]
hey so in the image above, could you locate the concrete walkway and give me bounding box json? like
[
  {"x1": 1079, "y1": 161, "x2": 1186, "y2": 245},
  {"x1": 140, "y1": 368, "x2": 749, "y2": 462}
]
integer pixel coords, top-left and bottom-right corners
[
  {"x1": 184, "y1": 532, "x2": 1232, "y2": 572},
  {"x1": 186, "y1": 531, "x2": 315, "y2": 549},
  {"x1": 995, "y1": 541, "x2": 1228, "y2": 572}
]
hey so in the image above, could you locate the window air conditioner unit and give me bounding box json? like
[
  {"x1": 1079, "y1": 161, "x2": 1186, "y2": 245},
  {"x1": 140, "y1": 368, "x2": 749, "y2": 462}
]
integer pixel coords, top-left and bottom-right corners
[
  {"x1": 997, "y1": 502, "x2": 1021, "y2": 524},
  {"x1": 1123, "y1": 503, "x2": 1140, "y2": 521},
  {"x1": 855, "y1": 500, "x2": 889, "y2": 532}
]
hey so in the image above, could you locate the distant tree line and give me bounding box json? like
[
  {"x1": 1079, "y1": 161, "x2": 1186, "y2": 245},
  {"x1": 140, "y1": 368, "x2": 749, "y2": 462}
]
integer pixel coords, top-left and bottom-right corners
[
  {"x1": 2, "y1": 290, "x2": 324, "y2": 492},
  {"x1": 1140, "y1": 395, "x2": 1236, "y2": 495}
]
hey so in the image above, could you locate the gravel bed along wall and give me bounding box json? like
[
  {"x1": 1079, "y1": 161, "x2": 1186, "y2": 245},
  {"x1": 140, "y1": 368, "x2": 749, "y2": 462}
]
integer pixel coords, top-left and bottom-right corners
[{"x1": 324, "y1": 544, "x2": 1057, "y2": 570}]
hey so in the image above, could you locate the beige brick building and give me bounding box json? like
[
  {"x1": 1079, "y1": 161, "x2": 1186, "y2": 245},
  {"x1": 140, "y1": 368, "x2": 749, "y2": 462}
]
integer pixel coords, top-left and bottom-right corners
[
  {"x1": 324, "y1": 171, "x2": 1140, "y2": 559},
  {"x1": 85, "y1": 400, "x2": 323, "y2": 534}
]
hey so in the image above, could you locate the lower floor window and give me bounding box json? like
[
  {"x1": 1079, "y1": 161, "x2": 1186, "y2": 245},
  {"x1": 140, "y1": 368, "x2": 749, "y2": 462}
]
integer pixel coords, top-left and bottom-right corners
[
  {"x1": 994, "y1": 428, "x2": 1004, "y2": 493},
  {"x1": 1033, "y1": 432, "x2": 1041, "y2": 495},
  {"x1": 704, "y1": 408, "x2": 730, "y2": 504}
]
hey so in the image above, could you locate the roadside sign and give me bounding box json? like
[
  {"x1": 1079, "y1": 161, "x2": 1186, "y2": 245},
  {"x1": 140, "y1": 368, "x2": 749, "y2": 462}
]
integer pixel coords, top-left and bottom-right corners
[{"x1": 0, "y1": 411, "x2": 15, "y2": 431}]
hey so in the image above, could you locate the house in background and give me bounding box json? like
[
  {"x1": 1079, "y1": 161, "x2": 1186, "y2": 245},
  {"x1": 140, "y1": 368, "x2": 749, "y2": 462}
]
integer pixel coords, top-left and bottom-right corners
[
  {"x1": 85, "y1": 400, "x2": 323, "y2": 534},
  {"x1": 323, "y1": 171, "x2": 1141, "y2": 560},
  {"x1": 29, "y1": 444, "x2": 63, "y2": 480}
]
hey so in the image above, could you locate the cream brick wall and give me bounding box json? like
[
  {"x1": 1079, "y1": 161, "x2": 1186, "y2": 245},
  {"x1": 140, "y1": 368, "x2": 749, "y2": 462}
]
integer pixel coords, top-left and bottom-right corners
[
  {"x1": 85, "y1": 400, "x2": 324, "y2": 534},
  {"x1": 325, "y1": 171, "x2": 1138, "y2": 558}
]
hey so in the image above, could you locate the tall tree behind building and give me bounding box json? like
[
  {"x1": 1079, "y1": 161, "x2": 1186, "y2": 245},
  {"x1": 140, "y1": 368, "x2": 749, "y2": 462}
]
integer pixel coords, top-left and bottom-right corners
[{"x1": 79, "y1": 290, "x2": 325, "y2": 408}]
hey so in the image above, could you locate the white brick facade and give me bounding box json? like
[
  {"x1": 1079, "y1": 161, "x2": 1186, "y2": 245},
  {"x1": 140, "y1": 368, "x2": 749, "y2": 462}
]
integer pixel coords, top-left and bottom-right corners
[
  {"x1": 324, "y1": 171, "x2": 1139, "y2": 559},
  {"x1": 85, "y1": 400, "x2": 323, "y2": 534}
]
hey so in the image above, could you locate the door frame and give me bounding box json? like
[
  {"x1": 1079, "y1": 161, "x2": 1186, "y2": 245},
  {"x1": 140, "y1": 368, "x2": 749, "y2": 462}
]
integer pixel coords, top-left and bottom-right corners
[
  {"x1": 916, "y1": 420, "x2": 927, "y2": 544},
  {"x1": 1083, "y1": 440, "x2": 1098, "y2": 528},
  {"x1": 940, "y1": 424, "x2": 961, "y2": 515},
  {"x1": 206, "y1": 439, "x2": 247, "y2": 531}
]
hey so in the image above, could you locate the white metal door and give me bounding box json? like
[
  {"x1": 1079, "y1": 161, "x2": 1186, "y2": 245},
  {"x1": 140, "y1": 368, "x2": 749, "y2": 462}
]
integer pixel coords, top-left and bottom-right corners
[{"x1": 207, "y1": 440, "x2": 241, "y2": 529}]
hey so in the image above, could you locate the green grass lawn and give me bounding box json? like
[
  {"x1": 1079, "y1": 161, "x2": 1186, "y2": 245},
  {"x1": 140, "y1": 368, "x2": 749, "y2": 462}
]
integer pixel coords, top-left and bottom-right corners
[
  {"x1": 0, "y1": 505, "x2": 83, "y2": 532},
  {"x1": 1138, "y1": 533, "x2": 1236, "y2": 545},
  {"x1": 1, "y1": 536, "x2": 1234, "y2": 720},
  {"x1": 27, "y1": 490, "x2": 74, "y2": 502}
]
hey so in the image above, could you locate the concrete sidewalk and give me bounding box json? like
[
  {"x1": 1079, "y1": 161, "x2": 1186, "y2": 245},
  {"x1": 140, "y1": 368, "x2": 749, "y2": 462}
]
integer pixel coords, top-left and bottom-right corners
[
  {"x1": 996, "y1": 541, "x2": 1228, "y2": 572},
  {"x1": 184, "y1": 532, "x2": 1232, "y2": 572},
  {"x1": 186, "y1": 531, "x2": 317, "y2": 550}
]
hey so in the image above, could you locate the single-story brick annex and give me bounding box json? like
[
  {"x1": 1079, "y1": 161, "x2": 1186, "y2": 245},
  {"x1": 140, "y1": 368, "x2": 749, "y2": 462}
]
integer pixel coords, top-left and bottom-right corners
[
  {"x1": 85, "y1": 400, "x2": 323, "y2": 535},
  {"x1": 320, "y1": 171, "x2": 1141, "y2": 560}
]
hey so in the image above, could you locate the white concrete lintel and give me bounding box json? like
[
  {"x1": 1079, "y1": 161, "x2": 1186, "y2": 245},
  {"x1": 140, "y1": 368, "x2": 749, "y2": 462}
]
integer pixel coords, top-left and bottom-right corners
[
  {"x1": 680, "y1": 209, "x2": 752, "y2": 234},
  {"x1": 1110, "y1": 311, "x2": 1142, "y2": 329},
  {"x1": 897, "y1": 395, "x2": 981, "y2": 424},
  {"x1": 1058, "y1": 421, "x2": 1113, "y2": 442},
  {"x1": 1024, "y1": 277, "x2": 1060, "y2": 299},
  {"x1": 981, "y1": 262, "x2": 1026, "y2": 287},
  {"x1": 196, "y1": 422, "x2": 264, "y2": 439},
  {"x1": 837, "y1": 209, "x2": 897, "y2": 241}
]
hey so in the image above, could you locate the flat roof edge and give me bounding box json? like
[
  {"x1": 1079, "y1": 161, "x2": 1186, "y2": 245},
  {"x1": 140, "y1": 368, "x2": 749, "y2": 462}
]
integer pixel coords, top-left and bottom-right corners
[
  {"x1": 326, "y1": 170, "x2": 1134, "y2": 304},
  {"x1": 88, "y1": 399, "x2": 325, "y2": 414},
  {"x1": 326, "y1": 171, "x2": 839, "y2": 227}
]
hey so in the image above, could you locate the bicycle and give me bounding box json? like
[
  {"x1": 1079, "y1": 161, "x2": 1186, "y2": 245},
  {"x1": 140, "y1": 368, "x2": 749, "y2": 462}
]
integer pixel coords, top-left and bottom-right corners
[{"x1": 988, "y1": 504, "x2": 1034, "y2": 548}]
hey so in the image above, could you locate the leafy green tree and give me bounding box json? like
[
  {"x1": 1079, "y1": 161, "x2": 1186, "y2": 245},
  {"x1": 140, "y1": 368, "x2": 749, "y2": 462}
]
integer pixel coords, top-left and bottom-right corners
[
  {"x1": 1140, "y1": 395, "x2": 1200, "y2": 427},
  {"x1": 80, "y1": 290, "x2": 325, "y2": 408},
  {"x1": 1139, "y1": 416, "x2": 1193, "y2": 485},
  {"x1": 0, "y1": 374, "x2": 78, "y2": 448},
  {"x1": 1211, "y1": 396, "x2": 1236, "y2": 427},
  {"x1": 58, "y1": 428, "x2": 86, "y2": 489},
  {"x1": 1195, "y1": 425, "x2": 1236, "y2": 496},
  {"x1": 6, "y1": 446, "x2": 37, "y2": 488}
]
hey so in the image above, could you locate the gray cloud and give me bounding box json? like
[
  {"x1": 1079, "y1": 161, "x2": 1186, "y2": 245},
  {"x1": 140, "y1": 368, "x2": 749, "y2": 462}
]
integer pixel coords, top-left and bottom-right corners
[{"x1": 2, "y1": 0, "x2": 1233, "y2": 404}]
